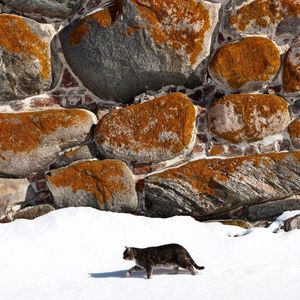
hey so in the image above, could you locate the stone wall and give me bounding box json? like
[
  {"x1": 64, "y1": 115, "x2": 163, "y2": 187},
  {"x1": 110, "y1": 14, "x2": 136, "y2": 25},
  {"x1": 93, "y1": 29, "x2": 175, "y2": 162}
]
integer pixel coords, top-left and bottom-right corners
[{"x1": 0, "y1": 0, "x2": 300, "y2": 223}]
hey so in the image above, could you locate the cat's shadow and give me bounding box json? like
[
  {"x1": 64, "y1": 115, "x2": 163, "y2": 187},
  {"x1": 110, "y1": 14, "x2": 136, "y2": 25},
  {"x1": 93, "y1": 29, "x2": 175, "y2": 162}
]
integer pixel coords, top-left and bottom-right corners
[{"x1": 89, "y1": 268, "x2": 193, "y2": 279}]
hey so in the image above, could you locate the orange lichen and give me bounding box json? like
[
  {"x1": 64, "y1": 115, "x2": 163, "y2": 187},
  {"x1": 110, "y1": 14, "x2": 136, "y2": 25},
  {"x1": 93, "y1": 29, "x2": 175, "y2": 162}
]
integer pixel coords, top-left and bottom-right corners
[
  {"x1": 95, "y1": 92, "x2": 196, "y2": 157},
  {"x1": 288, "y1": 119, "x2": 300, "y2": 139},
  {"x1": 153, "y1": 151, "x2": 300, "y2": 196},
  {"x1": 283, "y1": 47, "x2": 300, "y2": 93},
  {"x1": 69, "y1": 0, "x2": 124, "y2": 45},
  {"x1": 0, "y1": 109, "x2": 90, "y2": 153},
  {"x1": 210, "y1": 37, "x2": 280, "y2": 89},
  {"x1": 0, "y1": 15, "x2": 50, "y2": 80},
  {"x1": 208, "y1": 94, "x2": 289, "y2": 144},
  {"x1": 47, "y1": 160, "x2": 127, "y2": 206},
  {"x1": 229, "y1": 0, "x2": 300, "y2": 32},
  {"x1": 131, "y1": 0, "x2": 210, "y2": 65}
]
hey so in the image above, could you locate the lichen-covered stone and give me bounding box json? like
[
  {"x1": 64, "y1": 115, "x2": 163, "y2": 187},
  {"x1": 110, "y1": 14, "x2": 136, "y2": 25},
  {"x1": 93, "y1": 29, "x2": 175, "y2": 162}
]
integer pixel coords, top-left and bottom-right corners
[
  {"x1": 0, "y1": 14, "x2": 53, "y2": 101},
  {"x1": 227, "y1": 0, "x2": 300, "y2": 39},
  {"x1": 0, "y1": 109, "x2": 96, "y2": 177},
  {"x1": 0, "y1": 178, "x2": 30, "y2": 220},
  {"x1": 59, "y1": 0, "x2": 220, "y2": 102},
  {"x1": 3, "y1": 0, "x2": 84, "y2": 20},
  {"x1": 209, "y1": 37, "x2": 281, "y2": 91},
  {"x1": 208, "y1": 94, "x2": 290, "y2": 144},
  {"x1": 144, "y1": 151, "x2": 300, "y2": 219},
  {"x1": 46, "y1": 159, "x2": 138, "y2": 213},
  {"x1": 288, "y1": 118, "x2": 300, "y2": 148},
  {"x1": 94, "y1": 93, "x2": 196, "y2": 163},
  {"x1": 283, "y1": 39, "x2": 300, "y2": 93}
]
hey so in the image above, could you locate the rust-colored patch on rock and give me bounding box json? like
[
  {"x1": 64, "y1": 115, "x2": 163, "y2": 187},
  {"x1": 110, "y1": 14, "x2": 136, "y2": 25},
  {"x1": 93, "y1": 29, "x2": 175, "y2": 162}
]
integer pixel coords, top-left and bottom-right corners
[
  {"x1": 131, "y1": 0, "x2": 210, "y2": 65},
  {"x1": 0, "y1": 109, "x2": 90, "y2": 153},
  {"x1": 94, "y1": 92, "x2": 196, "y2": 161},
  {"x1": 69, "y1": 0, "x2": 123, "y2": 45},
  {"x1": 229, "y1": 0, "x2": 300, "y2": 32},
  {"x1": 208, "y1": 94, "x2": 290, "y2": 144},
  {"x1": 288, "y1": 119, "x2": 300, "y2": 147},
  {"x1": 153, "y1": 151, "x2": 300, "y2": 196},
  {"x1": 209, "y1": 37, "x2": 280, "y2": 89},
  {"x1": 0, "y1": 14, "x2": 50, "y2": 79},
  {"x1": 283, "y1": 44, "x2": 300, "y2": 93},
  {"x1": 47, "y1": 160, "x2": 127, "y2": 206}
]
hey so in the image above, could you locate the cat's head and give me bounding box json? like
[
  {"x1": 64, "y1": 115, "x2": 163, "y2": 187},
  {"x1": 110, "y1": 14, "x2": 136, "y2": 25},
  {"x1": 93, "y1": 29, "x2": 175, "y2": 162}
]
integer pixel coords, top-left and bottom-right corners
[{"x1": 123, "y1": 246, "x2": 134, "y2": 260}]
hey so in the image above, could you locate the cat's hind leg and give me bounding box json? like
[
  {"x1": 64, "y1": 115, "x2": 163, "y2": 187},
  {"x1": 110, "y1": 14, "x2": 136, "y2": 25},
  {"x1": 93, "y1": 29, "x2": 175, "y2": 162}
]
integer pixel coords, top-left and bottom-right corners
[
  {"x1": 177, "y1": 260, "x2": 196, "y2": 275},
  {"x1": 173, "y1": 266, "x2": 179, "y2": 274},
  {"x1": 146, "y1": 266, "x2": 153, "y2": 279},
  {"x1": 127, "y1": 265, "x2": 143, "y2": 276}
]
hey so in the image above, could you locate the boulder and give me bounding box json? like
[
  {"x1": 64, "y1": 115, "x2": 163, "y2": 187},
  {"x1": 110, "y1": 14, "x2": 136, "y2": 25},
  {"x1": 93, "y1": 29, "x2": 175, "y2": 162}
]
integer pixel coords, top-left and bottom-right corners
[
  {"x1": 3, "y1": 0, "x2": 84, "y2": 21},
  {"x1": 207, "y1": 94, "x2": 290, "y2": 144},
  {"x1": 288, "y1": 119, "x2": 300, "y2": 148},
  {"x1": 283, "y1": 39, "x2": 300, "y2": 93},
  {"x1": 144, "y1": 151, "x2": 300, "y2": 219},
  {"x1": 0, "y1": 109, "x2": 96, "y2": 177},
  {"x1": 94, "y1": 92, "x2": 196, "y2": 163},
  {"x1": 209, "y1": 37, "x2": 281, "y2": 91},
  {"x1": 46, "y1": 159, "x2": 138, "y2": 213},
  {"x1": 59, "y1": 0, "x2": 220, "y2": 102},
  {"x1": 0, "y1": 14, "x2": 53, "y2": 101}
]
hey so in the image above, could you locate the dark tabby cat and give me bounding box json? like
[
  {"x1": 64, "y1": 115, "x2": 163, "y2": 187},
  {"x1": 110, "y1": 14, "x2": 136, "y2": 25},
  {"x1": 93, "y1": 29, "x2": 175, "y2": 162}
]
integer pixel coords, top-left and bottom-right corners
[{"x1": 123, "y1": 243, "x2": 205, "y2": 279}]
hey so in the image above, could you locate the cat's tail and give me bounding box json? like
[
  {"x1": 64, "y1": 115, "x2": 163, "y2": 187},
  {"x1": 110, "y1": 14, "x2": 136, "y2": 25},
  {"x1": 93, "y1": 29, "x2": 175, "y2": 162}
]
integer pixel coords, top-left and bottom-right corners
[{"x1": 190, "y1": 258, "x2": 205, "y2": 270}]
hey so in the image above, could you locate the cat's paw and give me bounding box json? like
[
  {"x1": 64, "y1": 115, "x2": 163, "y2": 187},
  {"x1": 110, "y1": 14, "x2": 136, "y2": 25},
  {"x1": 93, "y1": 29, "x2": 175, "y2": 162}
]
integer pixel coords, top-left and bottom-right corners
[{"x1": 126, "y1": 271, "x2": 131, "y2": 277}]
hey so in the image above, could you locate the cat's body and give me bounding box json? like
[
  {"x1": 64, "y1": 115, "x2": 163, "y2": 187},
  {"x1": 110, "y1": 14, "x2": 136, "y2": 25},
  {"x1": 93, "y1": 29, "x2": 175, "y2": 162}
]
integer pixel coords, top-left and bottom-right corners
[{"x1": 123, "y1": 243, "x2": 204, "y2": 279}]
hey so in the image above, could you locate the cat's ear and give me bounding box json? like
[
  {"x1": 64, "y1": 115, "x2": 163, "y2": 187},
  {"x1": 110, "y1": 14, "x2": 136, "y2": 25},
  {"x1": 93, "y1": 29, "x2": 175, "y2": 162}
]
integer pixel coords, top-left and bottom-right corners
[{"x1": 125, "y1": 246, "x2": 128, "y2": 249}]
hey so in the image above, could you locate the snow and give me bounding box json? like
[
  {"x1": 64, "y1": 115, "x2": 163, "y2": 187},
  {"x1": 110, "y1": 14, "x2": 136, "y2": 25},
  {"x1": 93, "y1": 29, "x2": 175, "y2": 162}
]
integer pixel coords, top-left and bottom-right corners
[{"x1": 1, "y1": 208, "x2": 300, "y2": 300}]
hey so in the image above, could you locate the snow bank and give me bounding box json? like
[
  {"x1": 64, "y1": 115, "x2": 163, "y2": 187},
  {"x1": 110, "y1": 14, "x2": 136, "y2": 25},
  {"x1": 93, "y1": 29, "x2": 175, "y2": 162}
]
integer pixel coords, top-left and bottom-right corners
[{"x1": 0, "y1": 208, "x2": 300, "y2": 300}]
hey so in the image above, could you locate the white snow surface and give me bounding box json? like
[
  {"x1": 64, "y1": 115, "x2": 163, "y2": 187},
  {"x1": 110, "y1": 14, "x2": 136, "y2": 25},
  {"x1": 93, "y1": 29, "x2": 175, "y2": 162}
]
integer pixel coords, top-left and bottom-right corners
[{"x1": 1, "y1": 208, "x2": 300, "y2": 300}]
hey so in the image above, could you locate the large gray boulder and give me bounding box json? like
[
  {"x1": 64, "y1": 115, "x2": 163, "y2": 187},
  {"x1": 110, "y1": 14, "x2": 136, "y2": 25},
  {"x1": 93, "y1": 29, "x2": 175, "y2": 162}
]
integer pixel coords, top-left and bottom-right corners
[
  {"x1": 59, "y1": 0, "x2": 220, "y2": 102},
  {"x1": 144, "y1": 151, "x2": 300, "y2": 219}
]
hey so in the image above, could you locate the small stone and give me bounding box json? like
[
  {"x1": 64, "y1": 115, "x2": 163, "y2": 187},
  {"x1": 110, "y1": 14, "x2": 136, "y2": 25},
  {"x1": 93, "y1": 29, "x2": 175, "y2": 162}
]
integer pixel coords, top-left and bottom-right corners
[
  {"x1": 94, "y1": 93, "x2": 196, "y2": 163},
  {"x1": 207, "y1": 94, "x2": 290, "y2": 144},
  {"x1": 0, "y1": 178, "x2": 30, "y2": 220},
  {"x1": 283, "y1": 214, "x2": 300, "y2": 231},
  {"x1": 0, "y1": 14, "x2": 53, "y2": 101},
  {"x1": 46, "y1": 159, "x2": 138, "y2": 213},
  {"x1": 0, "y1": 109, "x2": 96, "y2": 177},
  {"x1": 283, "y1": 39, "x2": 300, "y2": 93},
  {"x1": 209, "y1": 37, "x2": 281, "y2": 91},
  {"x1": 288, "y1": 118, "x2": 300, "y2": 148},
  {"x1": 13, "y1": 204, "x2": 55, "y2": 221}
]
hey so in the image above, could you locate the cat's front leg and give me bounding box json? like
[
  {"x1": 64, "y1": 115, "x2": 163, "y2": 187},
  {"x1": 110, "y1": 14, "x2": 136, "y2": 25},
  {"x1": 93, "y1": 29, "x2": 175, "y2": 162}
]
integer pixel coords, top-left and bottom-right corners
[
  {"x1": 146, "y1": 266, "x2": 153, "y2": 279},
  {"x1": 127, "y1": 265, "x2": 143, "y2": 276}
]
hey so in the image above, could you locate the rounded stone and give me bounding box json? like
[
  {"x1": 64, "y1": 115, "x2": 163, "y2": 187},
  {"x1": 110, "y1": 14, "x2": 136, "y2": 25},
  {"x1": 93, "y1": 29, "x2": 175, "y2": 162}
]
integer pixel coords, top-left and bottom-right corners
[
  {"x1": 288, "y1": 118, "x2": 300, "y2": 148},
  {"x1": 94, "y1": 92, "x2": 196, "y2": 163},
  {"x1": 207, "y1": 94, "x2": 290, "y2": 144},
  {"x1": 209, "y1": 37, "x2": 281, "y2": 91},
  {"x1": 46, "y1": 159, "x2": 138, "y2": 213}
]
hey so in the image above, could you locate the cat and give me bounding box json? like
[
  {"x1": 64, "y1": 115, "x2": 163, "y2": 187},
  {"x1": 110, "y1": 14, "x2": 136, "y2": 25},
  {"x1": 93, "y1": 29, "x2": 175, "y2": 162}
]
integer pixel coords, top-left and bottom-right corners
[{"x1": 123, "y1": 243, "x2": 205, "y2": 279}]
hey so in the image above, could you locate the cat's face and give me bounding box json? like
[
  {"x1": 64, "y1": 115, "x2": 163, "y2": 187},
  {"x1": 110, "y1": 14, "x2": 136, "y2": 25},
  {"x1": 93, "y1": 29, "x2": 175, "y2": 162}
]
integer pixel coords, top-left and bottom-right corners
[{"x1": 123, "y1": 247, "x2": 134, "y2": 260}]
